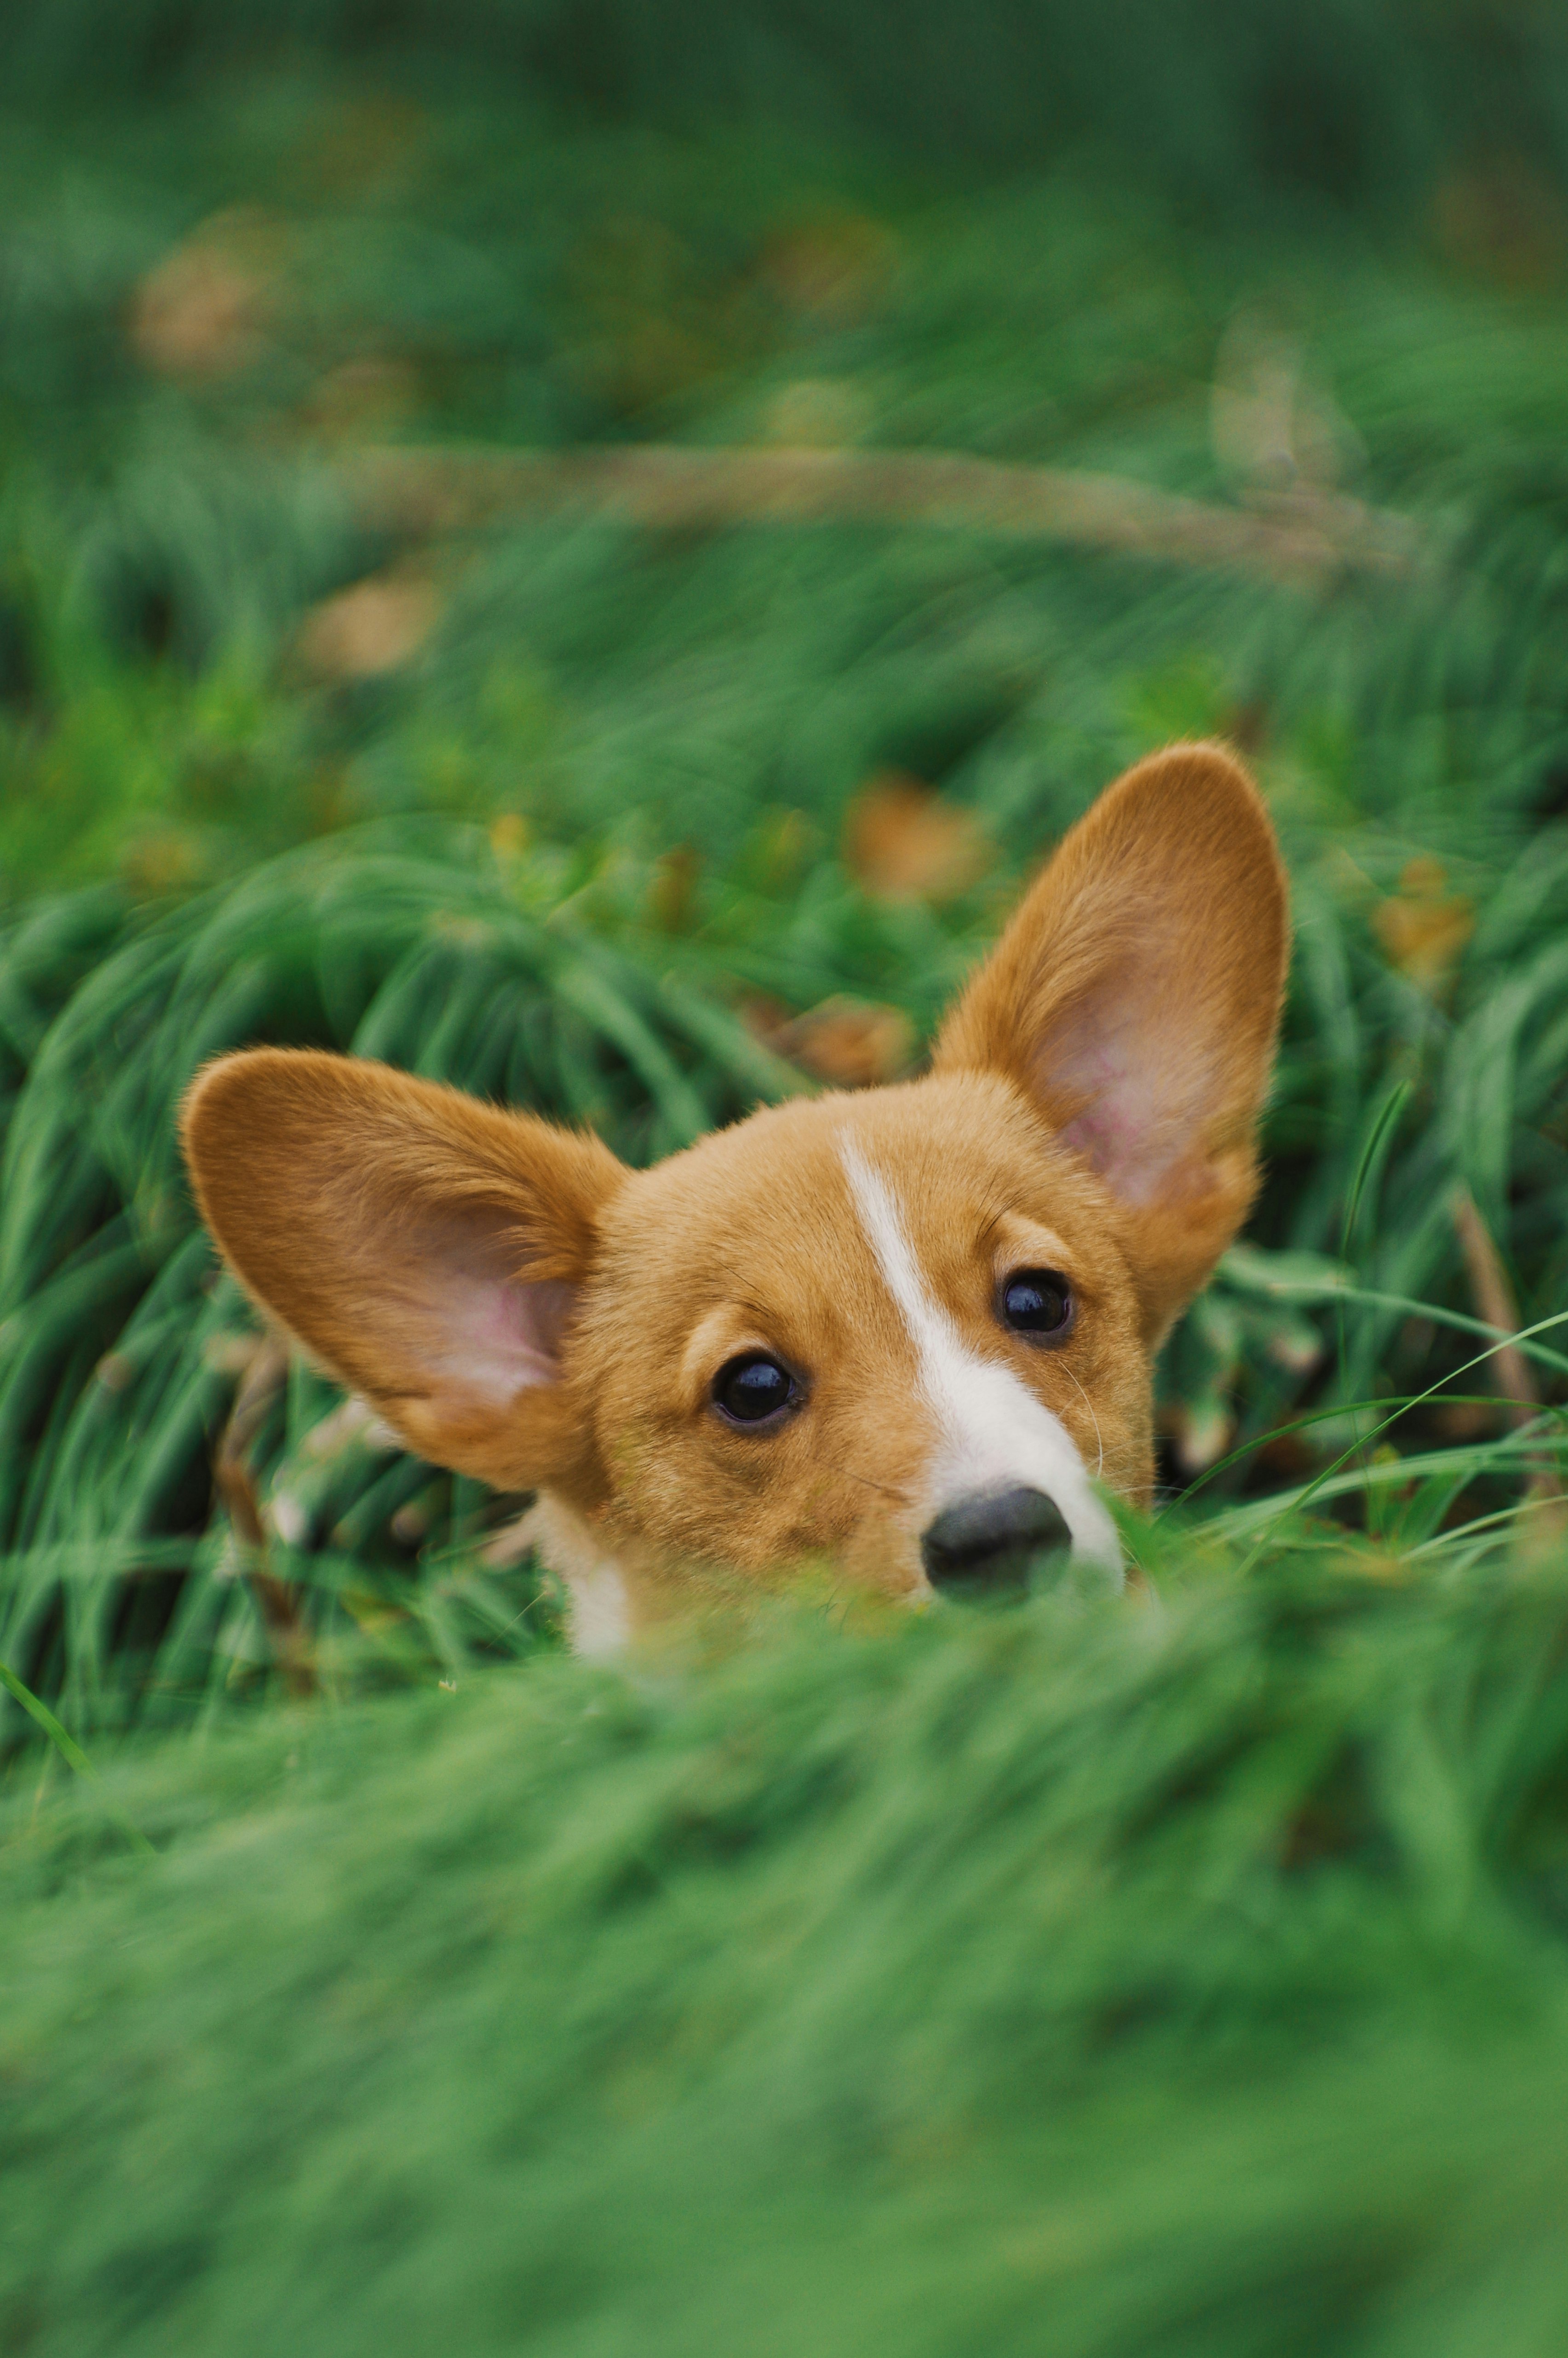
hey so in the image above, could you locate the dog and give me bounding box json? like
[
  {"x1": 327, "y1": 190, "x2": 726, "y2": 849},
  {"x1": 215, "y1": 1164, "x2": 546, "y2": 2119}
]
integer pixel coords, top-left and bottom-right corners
[{"x1": 181, "y1": 742, "x2": 1287, "y2": 1652}]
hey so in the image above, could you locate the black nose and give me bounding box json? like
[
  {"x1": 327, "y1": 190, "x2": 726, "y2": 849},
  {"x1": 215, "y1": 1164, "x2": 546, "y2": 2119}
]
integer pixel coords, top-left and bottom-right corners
[{"x1": 920, "y1": 1486, "x2": 1072, "y2": 1596}]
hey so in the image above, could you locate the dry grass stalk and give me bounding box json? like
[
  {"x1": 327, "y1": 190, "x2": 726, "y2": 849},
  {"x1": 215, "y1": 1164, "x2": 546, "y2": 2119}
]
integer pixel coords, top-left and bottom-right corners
[
  {"x1": 1450, "y1": 1185, "x2": 1564, "y2": 1511},
  {"x1": 339, "y1": 443, "x2": 1421, "y2": 585},
  {"x1": 215, "y1": 1335, "x2": 318, "y2": 1696}
]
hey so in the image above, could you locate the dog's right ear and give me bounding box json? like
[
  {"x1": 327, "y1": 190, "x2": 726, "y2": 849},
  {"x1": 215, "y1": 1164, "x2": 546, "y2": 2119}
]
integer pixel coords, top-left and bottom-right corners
[
  {"x1": 180, "y1": 1049, "x2": 626, "y2": 1497},
  {"x1": 931, "y1": 742, "x2": 1287, "y2": 1342}
]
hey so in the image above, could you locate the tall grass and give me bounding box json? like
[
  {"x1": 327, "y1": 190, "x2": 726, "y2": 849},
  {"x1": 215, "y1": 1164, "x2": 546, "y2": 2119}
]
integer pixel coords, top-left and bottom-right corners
[
  {"x1": 11, "y1": 1552, "x2": 1568, "y2": 2353},
  {"x1": 8, "y1": 0, "x2": 1568, "y2": 210},
  {"x1": 2, "y1": 25, "x2": 1568, "y2": 2351},
  {"x1": 0, "y1": 821, "x2": 817, "y2": 1742},
  {"x1": 1, "y1": 63, "x2": 1568, "y2": 1734}
]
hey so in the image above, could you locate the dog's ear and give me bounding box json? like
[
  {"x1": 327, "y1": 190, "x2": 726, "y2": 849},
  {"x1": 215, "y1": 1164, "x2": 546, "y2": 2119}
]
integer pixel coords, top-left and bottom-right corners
[
  {"x1": 932, "y1": 742, "x2": 1288, "y2": 1340},
  {"x1": 181, "y1": 1049, "x2": 625, "y2": 1496}
]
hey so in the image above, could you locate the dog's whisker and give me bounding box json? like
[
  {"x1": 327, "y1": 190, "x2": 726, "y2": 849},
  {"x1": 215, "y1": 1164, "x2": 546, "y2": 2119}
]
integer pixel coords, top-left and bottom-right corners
[
  {"x1": 801, "y1": 1446, "x2": 914, "y2": 1506},
  {"x1": 1061, "y1": 1361, "x2": 1106, "y2": 1479}
]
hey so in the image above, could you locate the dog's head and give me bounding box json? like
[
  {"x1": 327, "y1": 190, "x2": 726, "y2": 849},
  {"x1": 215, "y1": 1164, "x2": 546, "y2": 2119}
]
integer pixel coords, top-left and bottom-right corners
[{"x1": 182, "y1": 744, "x2": 1287, "y2": 1648}]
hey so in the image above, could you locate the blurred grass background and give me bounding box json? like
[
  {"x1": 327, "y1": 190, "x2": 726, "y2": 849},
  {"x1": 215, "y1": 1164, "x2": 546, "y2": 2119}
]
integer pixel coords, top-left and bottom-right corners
[
  {"x1": 12, "y1": 1557, "x2": 1568, "y2": 2358},
  {"x1": 5, "y1": 5, "x2": 1568, "y2": 2347}
]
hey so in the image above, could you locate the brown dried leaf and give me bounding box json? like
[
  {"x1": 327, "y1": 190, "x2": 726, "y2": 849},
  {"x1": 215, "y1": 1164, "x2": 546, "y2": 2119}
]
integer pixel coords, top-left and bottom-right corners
[
  {"x1": 750, "y1": 995, "x2": 914, "y2": 1089},
  {"x1": 488, "y1": 813, "x2": 530, "y2": 860},
  {"x1": 1172, "y1": 1401, "x2": 1235, "y2": 1476},
  {"x1": 130, "y1": 210, "x2": 281, "y2": 378},
  {"x1": 120, "y1": 829, "x2": 206, "y2": 895},
  {"x1": 1373, "y1": 857, "x2": 1474, "y2": 991},
  {"x1": 390, "y1": 1499, "x2": 431, "y2": 1548},
  {"x1": 1255, "y1": 1429, "x2": 1315, "y2": 1480},
  {"x1": 844, "y1": 773, "x2": 992, "y2": 903},
  {"x1": 761, "y1": 214, "x2": 899, "y2": 326},
  {"x1": 648, "y1": 845, "x2": 701, "y2": 933},
  {"x1": 298, "y1": 573, "x2": 439, "y2": 680}
]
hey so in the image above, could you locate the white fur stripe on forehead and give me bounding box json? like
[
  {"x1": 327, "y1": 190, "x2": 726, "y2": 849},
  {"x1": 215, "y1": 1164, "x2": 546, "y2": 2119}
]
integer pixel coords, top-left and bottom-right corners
[{"x1": 838, "y1": 1138, "x2": 1122, "y2": 1586}]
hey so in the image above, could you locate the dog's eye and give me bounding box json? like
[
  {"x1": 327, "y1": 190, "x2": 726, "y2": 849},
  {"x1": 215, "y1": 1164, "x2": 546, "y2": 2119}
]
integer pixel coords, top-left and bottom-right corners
[
  {"x1": 999, "y1": 1269, "x2": 1072, "y2": 1338},
  {"x1": 713, "y1": 1354, "x2": 797, "y2": 1425}
]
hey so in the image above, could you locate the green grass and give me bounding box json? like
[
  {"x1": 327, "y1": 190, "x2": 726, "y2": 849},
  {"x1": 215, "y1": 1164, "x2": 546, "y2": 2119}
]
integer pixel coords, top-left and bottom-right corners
[
  {"x1": 10, "y1": 0, "x2": 1568, "y2": 210},
  {"x1": 0, "y1": 818, "x2": 822, "y2": 1737},
  {"x1": 10, "y1": 1551, "x2": 1568, "y2": 2354},
  {"x1": 5, "y1": 61, "x2": 1568, "y2": 1730},
  {"x1": 2, "y1": 15, "x2": 1568, "y2": 2348}
]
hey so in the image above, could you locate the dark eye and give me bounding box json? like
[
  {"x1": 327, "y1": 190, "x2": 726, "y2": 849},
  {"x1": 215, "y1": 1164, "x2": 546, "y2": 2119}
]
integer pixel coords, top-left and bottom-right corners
[
  {"x1": 999, "y1": 1269, "x2": 1072, "y2": 1339},
  {"x1": 713, "y1": 1354, "x2": 798, "y2": 1426}
]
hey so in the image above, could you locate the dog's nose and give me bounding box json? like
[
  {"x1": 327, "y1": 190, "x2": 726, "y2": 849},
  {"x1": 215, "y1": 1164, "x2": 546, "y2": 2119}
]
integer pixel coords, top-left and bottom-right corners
[{"x1": 920, "y1": 1486, "x2": 1072, "y2": 1596}]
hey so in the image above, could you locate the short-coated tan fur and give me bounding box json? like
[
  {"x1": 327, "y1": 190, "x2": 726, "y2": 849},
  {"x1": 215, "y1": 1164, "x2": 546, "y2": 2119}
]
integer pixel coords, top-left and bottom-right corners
[{"x1": 182, "y1": 743, "x2": 1288, "y2": 1650}]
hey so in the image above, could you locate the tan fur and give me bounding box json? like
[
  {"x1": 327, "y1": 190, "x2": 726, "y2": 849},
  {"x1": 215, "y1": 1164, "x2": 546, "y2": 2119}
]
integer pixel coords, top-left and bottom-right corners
[
  {"x1": 934, "y1": 741, "x2": 1287, "y2": 1340},
  {"x1": 181, "y1": 743, "x2": 1288, "y2": 1647}
]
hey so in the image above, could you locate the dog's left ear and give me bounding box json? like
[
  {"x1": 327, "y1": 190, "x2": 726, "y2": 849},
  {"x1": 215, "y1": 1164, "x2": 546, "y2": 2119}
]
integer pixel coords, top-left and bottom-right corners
[
  {"x1": 932, "y1": 742, "x2": 1288, "y2": 1341},
  {"x1": 181, "y1": 1048, "x2": 626, "y2": 1497}
]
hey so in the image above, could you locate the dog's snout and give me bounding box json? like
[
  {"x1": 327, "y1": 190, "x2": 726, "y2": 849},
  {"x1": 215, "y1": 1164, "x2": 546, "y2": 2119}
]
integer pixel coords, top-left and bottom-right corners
[{"x1": 920, "y1": 1486, "x2": 1071, "y2": 1596}]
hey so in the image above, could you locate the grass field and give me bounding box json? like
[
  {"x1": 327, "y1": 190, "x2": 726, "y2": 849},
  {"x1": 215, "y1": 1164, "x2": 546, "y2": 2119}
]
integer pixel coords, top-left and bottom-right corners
[
  {"x1": 11, "y1": 1553, "x2": 1568, "y2": 2355},
  {"x1": 4, "y1": 6, "x2": 1568, "y2": 2346}
]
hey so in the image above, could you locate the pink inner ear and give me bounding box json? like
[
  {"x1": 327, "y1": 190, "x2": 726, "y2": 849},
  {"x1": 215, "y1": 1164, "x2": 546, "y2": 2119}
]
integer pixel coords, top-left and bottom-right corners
[
  {"x1": 1040, "y1": 978, "x2": 1214, "y2": 1205},
  {"x1": 397, "y1": 1211, "x2": 580, "y2": 1413},
  {"x1": 440, "y1": 1272, "x2": 577, "y2": 1403}
]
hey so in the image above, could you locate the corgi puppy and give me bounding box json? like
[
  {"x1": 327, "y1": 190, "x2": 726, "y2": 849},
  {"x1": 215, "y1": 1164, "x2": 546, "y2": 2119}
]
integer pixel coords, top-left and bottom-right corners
[{"x1": 182, "y1": 743, "x2": 1287, "y2": 1652}]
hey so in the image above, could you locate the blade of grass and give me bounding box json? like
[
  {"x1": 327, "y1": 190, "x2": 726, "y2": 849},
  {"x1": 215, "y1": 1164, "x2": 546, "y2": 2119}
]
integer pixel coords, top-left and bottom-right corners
[
  {"x1": 0, "y1": 1655, "x2": 154, "y2": 1855},
  {"x1": 1221, "y1": 1312, "x2": 1568, "y2": 1560},
  {"x1": 1335, "y1": 1078, "x2": 1413, "y2": 1430}
]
